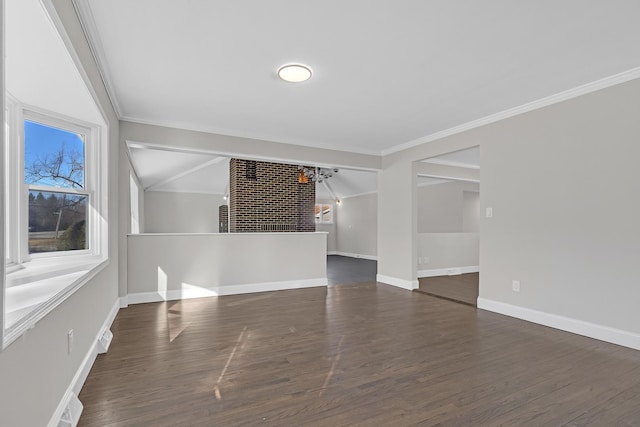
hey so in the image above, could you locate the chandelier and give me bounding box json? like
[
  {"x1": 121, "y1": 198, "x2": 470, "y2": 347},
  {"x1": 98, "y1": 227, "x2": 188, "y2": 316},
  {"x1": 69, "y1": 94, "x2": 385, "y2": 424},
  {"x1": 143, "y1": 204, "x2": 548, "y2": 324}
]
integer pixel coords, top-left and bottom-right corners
[{"x1": 298, "y1": 166, "x2": 338, "y2": 183}]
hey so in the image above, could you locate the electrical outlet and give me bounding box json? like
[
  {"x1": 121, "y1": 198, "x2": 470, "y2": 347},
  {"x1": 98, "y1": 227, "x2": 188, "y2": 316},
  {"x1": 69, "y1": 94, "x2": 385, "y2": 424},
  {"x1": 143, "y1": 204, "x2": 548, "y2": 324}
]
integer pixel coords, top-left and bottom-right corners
[
  {"x1": 67, "y1": 329, "x2": 74, "y2": 354},
  {"x1": 512, "y1": 280, "x2": 520, "y2": 292}
]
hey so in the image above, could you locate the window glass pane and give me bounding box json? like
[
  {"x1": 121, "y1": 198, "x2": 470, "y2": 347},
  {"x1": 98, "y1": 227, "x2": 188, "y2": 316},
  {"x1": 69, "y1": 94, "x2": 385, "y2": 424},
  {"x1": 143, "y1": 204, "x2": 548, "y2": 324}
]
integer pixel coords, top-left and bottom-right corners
[
  {"x1": 28, "y1": 191, "x2": 88, "y2": 253},
  {"x1": 322, "y1": 205, "x2": 332, "y2": 222},
  {"x1": 24, "y1": 120, "x2": 85, "y2": 189}
]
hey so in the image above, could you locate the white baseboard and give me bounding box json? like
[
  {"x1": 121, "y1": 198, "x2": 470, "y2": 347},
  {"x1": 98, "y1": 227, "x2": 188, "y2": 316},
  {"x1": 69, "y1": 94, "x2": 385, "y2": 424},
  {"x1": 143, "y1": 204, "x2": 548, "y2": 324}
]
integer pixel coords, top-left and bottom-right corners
[
  {"x1": 376, "y1": 274, "x2": 418, "y2": 290},
  {"x1": 417, "y1": 265, "x2": 479, "y2": 278},
  {"x1": 327, "y1": 251, "x2": 338, "y2": 255},
  {"x1": 48, "y1": 298, "x2": 120, "y2": 427},
  {"x1": 127, "y1": 278, "x2": 328, "y2": 305},
  {"x1": 477, "y1": 298, "x2": 640, "y2": 351},
  {"x1": 333, "y1": 251, "x2": 377, "y2": 261},
  {"x1": 119, "y1": 296, "x2": 128, "y2": 308}
]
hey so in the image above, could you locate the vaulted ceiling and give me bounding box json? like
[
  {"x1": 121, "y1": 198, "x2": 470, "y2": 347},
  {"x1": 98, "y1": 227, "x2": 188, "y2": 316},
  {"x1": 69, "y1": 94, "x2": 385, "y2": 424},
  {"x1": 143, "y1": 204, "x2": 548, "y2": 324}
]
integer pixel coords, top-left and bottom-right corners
[{"x1": 76, "y1": 1, "x2": 640, "y2": 155}]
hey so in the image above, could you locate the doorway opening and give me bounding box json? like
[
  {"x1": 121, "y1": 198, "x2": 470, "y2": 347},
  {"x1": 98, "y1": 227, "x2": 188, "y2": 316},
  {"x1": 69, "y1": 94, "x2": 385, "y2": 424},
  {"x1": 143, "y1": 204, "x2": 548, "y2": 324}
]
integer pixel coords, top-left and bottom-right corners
[
  {"x1": 315, "y1": 168, "x2": 379, "y2": 285},
  {"x1": 414, "y1": 146, "x2": 480, "y2": 306}
]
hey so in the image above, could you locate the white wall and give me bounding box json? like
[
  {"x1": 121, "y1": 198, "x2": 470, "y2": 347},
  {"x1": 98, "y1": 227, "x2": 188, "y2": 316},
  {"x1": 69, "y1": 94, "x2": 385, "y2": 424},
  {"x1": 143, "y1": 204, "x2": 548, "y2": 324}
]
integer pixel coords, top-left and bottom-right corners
[
  {"x1": 462, "y1": 190, "x2": 480, "y2": 232},
  {"x1": 127, "y1": 233, "x2": 327, "y2": 301},
  {"x1": 0, "y1": 1, "x2": 120, "y2": 425},
  {"x1": 315, "y1": 199, "x2": 337, "y2": 253},
  {"x1": 336, "y1": 193, "x2": 377, "y2": 258},
  {"x1": 378, "y1": 76, "x2": 640, "y2": 347},
  {"x1": 143, "y1": 191, "x2": 225, "y2": 233},
  {"x1": 417, "y1": 181, "x2": 479, "y2": 233},
  {"x1": 479, "y1": 78, "x2": 640, "y2": 336},
  {"x1": 417, "y1": 233, "x2": 479, "y2": 275}
]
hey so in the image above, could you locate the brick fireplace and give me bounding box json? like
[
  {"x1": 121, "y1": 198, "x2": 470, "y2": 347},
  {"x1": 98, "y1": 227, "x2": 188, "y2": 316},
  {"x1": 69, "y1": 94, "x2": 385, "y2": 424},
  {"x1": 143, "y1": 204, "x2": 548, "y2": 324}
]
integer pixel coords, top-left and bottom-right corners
[{"x1": 229, "y1": 159, "x2": 315, "y2": 232}]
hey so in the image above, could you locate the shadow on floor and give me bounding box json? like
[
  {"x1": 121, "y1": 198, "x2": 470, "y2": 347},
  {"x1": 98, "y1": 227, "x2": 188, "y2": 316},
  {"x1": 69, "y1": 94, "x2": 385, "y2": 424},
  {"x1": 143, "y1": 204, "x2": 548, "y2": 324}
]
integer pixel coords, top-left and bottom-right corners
[{"x1": 327, "y1": 255, "x2": 377, "y2": 286}]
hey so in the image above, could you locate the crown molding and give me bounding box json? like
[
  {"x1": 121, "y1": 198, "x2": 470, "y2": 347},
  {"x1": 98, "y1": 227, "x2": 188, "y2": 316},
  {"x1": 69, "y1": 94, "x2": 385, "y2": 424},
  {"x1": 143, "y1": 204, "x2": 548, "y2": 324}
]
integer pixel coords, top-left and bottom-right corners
[
  {"x1": 382, "y1": 67, "x2": 640, "y2": 156},
  {"x1": 71, "y1": 0, "x2": 124, "y2": 118},
  {"x1": 421, "y1": 158, "x2": 480, "y2": 170},
  {"x1": 39, "y1": 0, "x2": 111, "y2": 128},
  {"x1": 64, "y1": 6, "x2": 640, "y2": 160}
]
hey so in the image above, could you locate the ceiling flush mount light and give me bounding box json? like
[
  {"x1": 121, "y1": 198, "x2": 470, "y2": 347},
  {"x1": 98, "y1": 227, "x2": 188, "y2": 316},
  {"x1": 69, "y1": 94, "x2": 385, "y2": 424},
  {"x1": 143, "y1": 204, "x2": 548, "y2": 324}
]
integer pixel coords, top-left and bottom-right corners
[{"x1": 278, "y1": 64, "x2": 312, "y2": 83}]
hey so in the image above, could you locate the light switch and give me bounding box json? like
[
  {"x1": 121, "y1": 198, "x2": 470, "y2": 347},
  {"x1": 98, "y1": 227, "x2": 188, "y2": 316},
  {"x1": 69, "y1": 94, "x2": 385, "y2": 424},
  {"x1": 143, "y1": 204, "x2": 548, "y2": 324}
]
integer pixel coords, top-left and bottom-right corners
[{"x1": 485, "y1": 207, "x2": 493, "y2": 218}]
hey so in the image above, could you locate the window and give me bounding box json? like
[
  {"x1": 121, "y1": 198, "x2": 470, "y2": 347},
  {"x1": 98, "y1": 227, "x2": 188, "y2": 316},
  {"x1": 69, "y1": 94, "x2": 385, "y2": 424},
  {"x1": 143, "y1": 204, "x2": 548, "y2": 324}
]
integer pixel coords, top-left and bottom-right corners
[
  {"x1": 5, "y1": 105, "x2": 101, "y2": 265},
  {"x1": 25, "y1": 120, "x2": 88, "y2": 254},
  {"x1": 3, "y1": 98, "x2": 108, "y2": 342},
  {"x1": 315, "y1": 203, "x2": 333, "y2": 224}
]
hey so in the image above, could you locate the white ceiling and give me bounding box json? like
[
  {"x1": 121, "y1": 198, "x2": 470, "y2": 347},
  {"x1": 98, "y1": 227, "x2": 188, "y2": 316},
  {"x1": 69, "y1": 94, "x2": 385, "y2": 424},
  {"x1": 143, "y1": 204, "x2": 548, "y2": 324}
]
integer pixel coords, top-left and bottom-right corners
[
  {"x1": 128, "y1": 145, "x2": 229, "y2": 194},
  {"x1": 6, "y1": 0, "x2": 103, "y2": 125},
  {"x1": 77, "y1": 1, "x2": 640, "y2": 154},
  {"x1": 316, "y1": 169, "x2": 378, "y2": 200}
]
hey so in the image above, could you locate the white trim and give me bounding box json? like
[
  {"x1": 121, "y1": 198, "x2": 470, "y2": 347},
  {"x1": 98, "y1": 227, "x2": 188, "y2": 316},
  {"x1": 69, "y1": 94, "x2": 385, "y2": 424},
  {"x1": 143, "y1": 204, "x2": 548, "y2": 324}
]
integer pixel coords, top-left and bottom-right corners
[
  {"x1": 382, "y1": 67, "x2": 640, "y2": 155},
  {"x1": 145, "y1": 156, "x2": 226, "y2": 191},
  {"x1": 4, "y1": 259, "x2": 109, "y2": 348},
  {"x1": 70, "y1": 0, "x2": 123, "y2": 118},
  {"x1": 333, "y1": 251, "x2": 377, "y2": 261},
  {"x1": 119, "y1": 296, "x2": 128, "y2": 308},
  {"x1": 47, "y1": 298, "x2": 120, "y2": 427},
  {"x1": 321, "y1": 180, "x2": 338, "y2": 202},
  {"x1": 127, "y1": 278, "x2": 328, "y2": 305},
  {"x1": 376, "y1": 274, "x2": 418, "y2": 291},
  {"x1": 421, "y1": 158, "x2": 480, "y2": 170},
  {"x1": 417, "y1": 265, "x2": 479, "y2": 278},
  {"x1": 327, "y1": 251, "x2": 338, "y2": 255},
  {"x1": 477, "y1": 298, "x2": 640, "y2": 351},
  {"x1": 40, "y1": 0, "x2": 112, "y2": 129},
  {"x1": 339, "y1": 190, "x2": 378, "y2": 200},
  {"x1": 1, "y1": 0, "x2": 5, "y2": 349}
]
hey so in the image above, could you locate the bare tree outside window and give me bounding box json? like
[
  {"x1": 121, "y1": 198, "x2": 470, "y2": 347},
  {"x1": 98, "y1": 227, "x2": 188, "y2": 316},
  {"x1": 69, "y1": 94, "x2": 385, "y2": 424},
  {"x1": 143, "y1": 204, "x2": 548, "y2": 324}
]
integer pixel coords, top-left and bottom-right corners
[
  {"x1": 24, "y1": 120, "x2": 88, "y2": 253},
  {"x1": 25, "y1": 143, "x2": 85, "y2": 189}
]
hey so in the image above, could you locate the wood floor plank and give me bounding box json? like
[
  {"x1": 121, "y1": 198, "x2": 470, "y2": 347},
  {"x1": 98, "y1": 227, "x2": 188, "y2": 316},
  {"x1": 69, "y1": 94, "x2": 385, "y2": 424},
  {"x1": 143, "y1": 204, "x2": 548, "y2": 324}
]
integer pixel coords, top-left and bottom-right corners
[
  {"x1": 417, "y1": 272, "x2": 479, "y2": 306},
  {"x1": 79, "y1": 283, "x2": 640, "y2": 426}
]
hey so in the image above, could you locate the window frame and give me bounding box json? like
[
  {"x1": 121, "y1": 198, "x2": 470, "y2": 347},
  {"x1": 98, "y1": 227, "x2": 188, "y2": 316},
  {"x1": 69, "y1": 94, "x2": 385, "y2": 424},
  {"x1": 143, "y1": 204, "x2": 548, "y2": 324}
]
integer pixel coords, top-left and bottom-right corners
[
  {"x1": 6, "y1": 102, "x2": 102, "y2": 262},
  {"x1": 315, "y1": 203, "x2": 334, "y2": 224},
  {"x1": 21, "y1": 109, "x2": 95, "y2": 261},
  {"x1": 3, "y1": 96, "x2": 109, "y2": 346}
]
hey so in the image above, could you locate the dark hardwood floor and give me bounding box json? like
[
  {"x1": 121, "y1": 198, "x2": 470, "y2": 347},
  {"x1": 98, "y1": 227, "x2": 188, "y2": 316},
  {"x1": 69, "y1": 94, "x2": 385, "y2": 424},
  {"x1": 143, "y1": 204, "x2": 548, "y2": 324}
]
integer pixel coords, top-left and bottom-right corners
[
  {"x1": 79, "y1": 282, "x2": 640, "y2": 426},
  {"x1": 327, "y1": 255, "x2": 377, "y2": 286},
  {"x1": 417, "y1": 272, "x2": 479, "y2": 307}
]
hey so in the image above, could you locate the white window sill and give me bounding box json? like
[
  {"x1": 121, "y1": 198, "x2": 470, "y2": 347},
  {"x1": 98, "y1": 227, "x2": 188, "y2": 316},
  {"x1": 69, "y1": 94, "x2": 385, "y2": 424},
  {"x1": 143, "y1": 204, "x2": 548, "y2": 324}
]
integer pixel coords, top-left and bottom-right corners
[
  {"x1": 4, "y1": 255, "x2": 108, "y2": 348},
  {"x1": 6, "y1": 255, "x2": 103, "y2": 287}
]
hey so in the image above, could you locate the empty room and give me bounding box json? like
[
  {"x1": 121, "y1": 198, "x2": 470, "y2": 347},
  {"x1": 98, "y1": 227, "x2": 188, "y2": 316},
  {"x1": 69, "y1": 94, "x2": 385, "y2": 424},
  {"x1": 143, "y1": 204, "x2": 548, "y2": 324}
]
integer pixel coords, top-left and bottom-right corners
[{"x1": 1, "y1": 1, "x2": 640, "y2": 426}]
